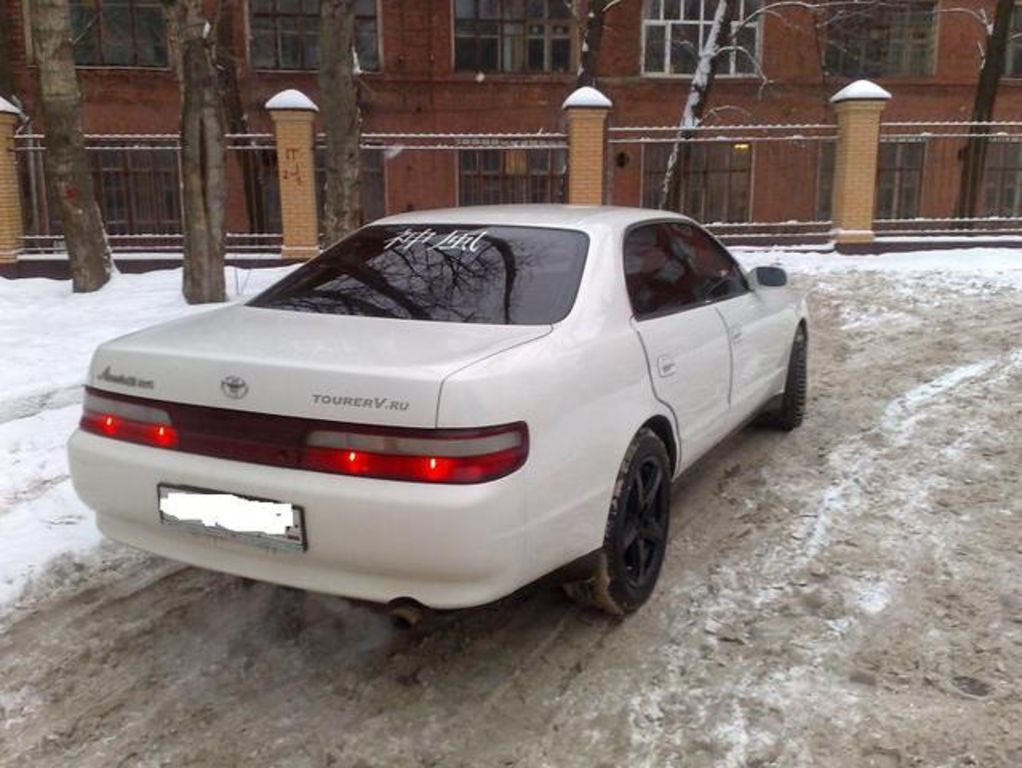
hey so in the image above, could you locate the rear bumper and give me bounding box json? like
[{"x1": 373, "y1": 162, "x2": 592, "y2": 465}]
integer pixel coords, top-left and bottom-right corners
[{"x1": 68, "y1": 431, "x2": 528, "y2": 609}]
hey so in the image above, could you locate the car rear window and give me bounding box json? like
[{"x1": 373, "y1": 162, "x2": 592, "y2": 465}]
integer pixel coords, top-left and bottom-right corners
[{"x1": 249, "y1": 224, "x2": 589, "y2": 325}]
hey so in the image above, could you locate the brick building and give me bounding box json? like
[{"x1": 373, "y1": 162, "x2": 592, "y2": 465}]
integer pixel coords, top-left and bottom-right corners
[{"x1": 1, "y1": 0, "x2": 1021, "y2": 244}]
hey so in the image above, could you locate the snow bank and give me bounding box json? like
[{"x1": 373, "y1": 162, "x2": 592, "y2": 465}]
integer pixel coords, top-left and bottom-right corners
[{"x1": 0, "y1": 265, "x2": 294, "y2": 611}]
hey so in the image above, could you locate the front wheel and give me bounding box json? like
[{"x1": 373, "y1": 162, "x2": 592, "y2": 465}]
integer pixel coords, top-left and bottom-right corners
[{"x1": 565, "y1": 428, "x2": 671, "y2": 615}]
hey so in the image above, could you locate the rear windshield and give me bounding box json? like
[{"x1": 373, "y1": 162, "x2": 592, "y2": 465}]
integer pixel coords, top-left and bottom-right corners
[{"x1": 249, "y1": 224, "x2": 589, "y2": 325}]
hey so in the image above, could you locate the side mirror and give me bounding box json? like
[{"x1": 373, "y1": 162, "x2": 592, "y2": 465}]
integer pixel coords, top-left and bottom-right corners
[{"x1": 750, "y1": 265, "x2": 788, "y2": 288}]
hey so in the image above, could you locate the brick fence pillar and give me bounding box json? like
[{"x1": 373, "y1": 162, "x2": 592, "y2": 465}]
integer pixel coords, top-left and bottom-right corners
[
  {"x1": 829, "y1": 80, "x2": 891, "y2": 246},
  {"x1": 266, "y1": 89, "x2": 319, "y2": 259},
  {"x1": 562, "y1": 86, "x2": 612, "y2": 206},
  {"x1": 0, "y1": 97, "x2": 23, "y2": 263}
]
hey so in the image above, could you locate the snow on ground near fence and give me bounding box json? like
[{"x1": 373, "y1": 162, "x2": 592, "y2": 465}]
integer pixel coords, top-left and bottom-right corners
[
  {"x1": 0, "y1": 266, "x2": 293, "y2": 607},
  {"x1": 1, "y1": 249, "x2": 1020, "y2": 612}
]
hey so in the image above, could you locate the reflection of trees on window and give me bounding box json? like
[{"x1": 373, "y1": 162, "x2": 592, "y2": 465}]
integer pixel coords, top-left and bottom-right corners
[
  {"x1": 641, "y1": 0, "x2": 761, "y2": 76},
  {"x1": 459, "y1": 149, "x2": 566, "y2": 206},
  {"x1": 251, "y1": 225, "x2": 588, "y2": 325},
  {"x1": 982, "y1": 141, "x2": 1022, "y2": 217},
  {"x1": 824, "y1": 1, "x2": 937, "y2": 78},
  {"x1": 69, "y1": 0, "x2": 167, "y2": 67},
  {"x1": 250, "y1": 0, "x2": 379, "y2": 71},
  {"x1": 454, "y1": 0, "x2": 573, "y2": 73},
  {"x1": 643, "y1": 142, "x2": 752, "y2": 223}
]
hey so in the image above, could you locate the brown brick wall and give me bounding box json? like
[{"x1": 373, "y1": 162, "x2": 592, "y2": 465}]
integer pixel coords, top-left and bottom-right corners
[{"x1": 3, "y1": 0, "x2": 1021, "y2": 228}]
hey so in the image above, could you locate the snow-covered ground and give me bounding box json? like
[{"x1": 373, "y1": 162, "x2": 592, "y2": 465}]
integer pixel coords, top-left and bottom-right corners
[
  {"x1": 1, "y1": 249, "x2": 1019, "y2": 609},
  {"x1": 0, "y1": 248, "x2": 1020, "y2": 768},
  {"x1": 0, "y1": 266, "x2": 293, "y2": 606}
]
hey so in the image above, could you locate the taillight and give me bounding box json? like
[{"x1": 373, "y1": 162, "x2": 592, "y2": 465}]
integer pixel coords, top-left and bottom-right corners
[
  {"x1": 301, "y1": 422, "x2": 528, "y2": 484},
  {"x1": 80, "y1": 389, "x2": 179, "y2": 449}
]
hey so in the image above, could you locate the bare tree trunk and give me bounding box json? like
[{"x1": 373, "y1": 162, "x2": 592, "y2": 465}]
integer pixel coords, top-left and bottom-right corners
[
  {"x1": 166, "y1": 0, "x2": 226, "y2": 304},
  {"x1": 955, "y1": 0, "x2": 1016, "y2": 224},
  {"x1": 576, "y1": 0, "x2": 610, "y2": 88},
  {"x1": 216, "y1": 11, "x2": 268, "y2": 235},
  {"x1": 319, "y1": 0, "x2": 362, "y2": 244},
  {"x1": 659, "y1": 0, "x2": 735, "y2": 211},
  {"x1": 29, "y1": 0, "x2": 112, "y2": 292}
]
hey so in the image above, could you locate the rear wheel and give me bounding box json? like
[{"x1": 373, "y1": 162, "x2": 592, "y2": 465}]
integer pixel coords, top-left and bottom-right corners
[
  {"x1": 760, "y1": 324, "x2": 807, "y2": 431},
  {"x1": 565, "y1": 428, "x2": 671, "y2": 615}
]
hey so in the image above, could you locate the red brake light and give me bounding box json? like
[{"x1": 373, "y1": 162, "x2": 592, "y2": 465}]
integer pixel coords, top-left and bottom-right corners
[
  {"x1": 80, "y1": 390, "x2": 179, "y2": 449},
  {"x1": 301, "y1": 423, "x2": 528, "y2": 484}
]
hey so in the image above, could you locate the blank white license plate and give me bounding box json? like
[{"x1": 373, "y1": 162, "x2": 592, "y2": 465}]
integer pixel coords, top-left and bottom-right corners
[{"x1": 158, "y1": 485, "x2": 306, "y2": 552}]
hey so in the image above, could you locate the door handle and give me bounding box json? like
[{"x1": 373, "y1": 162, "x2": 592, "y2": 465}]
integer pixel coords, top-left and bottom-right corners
[
  {"x1": 656, "y1": 355, "x2": 677, "y2": 377},
  {"x1": 731, "y1": 328, "x2": 744, "y2": 344}
]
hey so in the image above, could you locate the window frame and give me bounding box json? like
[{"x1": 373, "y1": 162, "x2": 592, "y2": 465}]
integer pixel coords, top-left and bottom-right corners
[
  {"x1": 823, "y1": 1, "x2": 938, "y2": 79},
  {"x1": 452, "y1": 0, "x2": 576, "y2": 75},
  {"x1": 981, "y1": 139, "x2": 1022, "y2": 218},
  {"x1": 874, "y1": 140, "x2": 926, "y2": 221},
  {"x1": 1007, "y1": 1, "x2": 1022, "y2": 78},
  {"x1": 68, "y1": 0, "x2": 169, "y2": 69},
  {"x1": 640, "y1": 0, "x2": 763, "y2": 79},
  {"x1": 457, "y1": 147, "x2": 567, "y2": 206},
  {"x1": 640, "y1": 141, "x2": 754, "y2": 224},
  {"x1": 623, "y1": 218, "x2": 749, "y2": 322},
  {"x1": 248, "y1": 0, "x2": 381, "y2": 73}
]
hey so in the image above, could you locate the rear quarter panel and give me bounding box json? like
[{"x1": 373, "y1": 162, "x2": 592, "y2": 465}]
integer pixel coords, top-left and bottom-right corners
[{"x1": 436, "y1": 221, "x2": 673, "y2": 584}]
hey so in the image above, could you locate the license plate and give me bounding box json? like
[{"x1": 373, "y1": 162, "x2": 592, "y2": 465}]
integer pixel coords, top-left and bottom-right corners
[{"x1": 158, "y1": 484, "x2": 306, "y2": 552}]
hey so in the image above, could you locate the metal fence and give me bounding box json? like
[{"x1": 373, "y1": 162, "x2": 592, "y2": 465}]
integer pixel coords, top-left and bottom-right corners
[
  {"x1": 608, "y1": 122, "x2": 839, "y2": 243},
  {"x1": 12, "y1": 120, "x2": 1022, "y2": 254},
  {"x1": 14, "y1": 131, "x2": 285, "y2": 256},
  {"x1": 873, "y1": 121, "x2": 1022, "y2": 236},
  {"x1": 13, "y1": 128, "x2": 570, "y2": 255}
]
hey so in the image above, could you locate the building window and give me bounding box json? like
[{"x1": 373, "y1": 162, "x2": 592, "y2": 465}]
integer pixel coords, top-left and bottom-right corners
[
  {"x1": 454, "y1": 0, "x2": 573, "y2": 73},
  {"x1": 642, "y1": 142, "x2": 752, "y2": 223},
  {"x1": 824, "y1": 1, "x2": 937, "y2": 78},
  {"x1": 92, "y1": 149, "x2": 181, "y2": 235},
  {"x1": 982, "y1": 141, "x2": 1022, "y2": 217},
  {"x1": 875, "y1": 142, "x2": 924, "y2": 220},
  {"x1": 458, "y1": 148, "x2": 566, "y2": 205},
  {"x1": 642, "y1": 0, "x2": 761, "y2": 76},
  {"x1": 250, "y1": 0, "x2": 379, "y2": 71},
  {"x1": 1008, "y1": 3, "x2": 1022, "y2": 77},
  {"x1": 69, "y1": 0, "x2": 168, "y2": 67}
]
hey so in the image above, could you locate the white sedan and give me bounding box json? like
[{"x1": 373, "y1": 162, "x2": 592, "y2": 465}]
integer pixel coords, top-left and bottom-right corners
[{"x1": 68, "y1": 205, "x2": 807, "y2": 614}]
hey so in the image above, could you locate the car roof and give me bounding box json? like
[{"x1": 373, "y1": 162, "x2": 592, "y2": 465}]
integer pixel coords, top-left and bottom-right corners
[{"x1": 373, "y1": 204, "x2": 695, "y2": 233}]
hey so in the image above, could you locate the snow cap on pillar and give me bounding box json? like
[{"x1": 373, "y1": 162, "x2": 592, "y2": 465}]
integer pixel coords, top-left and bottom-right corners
[
  {"x1": 830, "y1": 80, "x2": 892, "y2": 104},
  {"x1": 562, "y1": 86, "x2": 613, "y2": 111},
  {"x1": 0, "y1": 96, "x2": 22, "y2": 116},
  {"x1": 265, "y1": 89, "x2": 319, "y2": 112}
]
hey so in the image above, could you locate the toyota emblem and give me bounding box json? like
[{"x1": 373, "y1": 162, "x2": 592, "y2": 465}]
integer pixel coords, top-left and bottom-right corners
[{"x1": 221, "y1": 375, "x2": 249, "y2": 399}]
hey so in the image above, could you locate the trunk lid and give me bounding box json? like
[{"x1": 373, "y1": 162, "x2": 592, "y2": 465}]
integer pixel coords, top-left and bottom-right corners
[{"x1": 88, "y1": 305, "x2": 550, "y2": 428}]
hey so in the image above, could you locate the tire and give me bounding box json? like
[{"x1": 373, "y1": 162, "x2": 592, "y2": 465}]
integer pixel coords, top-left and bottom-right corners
[
  {"x1": 564, "y1": 428, "x2": 671, "y2": 615},
  {"x1": 760, "y1": 324, "x2": 807, "y2": 431}
]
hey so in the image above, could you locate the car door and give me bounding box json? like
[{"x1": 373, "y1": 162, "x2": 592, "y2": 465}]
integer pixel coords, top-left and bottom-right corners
[
  {"x1": 680, "y1": 224, "x2": 791, "y2": 418},
  {"x1": 624, "y1": 222, "x2": 732, "y2": 470}
]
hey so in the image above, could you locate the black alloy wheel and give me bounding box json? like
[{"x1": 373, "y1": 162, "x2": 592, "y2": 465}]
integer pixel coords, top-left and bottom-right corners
[
  {"x1": 563, "y1": 428, "x2": 671, "y2": 615},
  {"x1": 617, "y1": 454, "x2": 669, "y2": 592}
]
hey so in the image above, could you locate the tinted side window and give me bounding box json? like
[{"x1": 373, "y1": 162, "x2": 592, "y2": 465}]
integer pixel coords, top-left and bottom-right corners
[
  {"x1": 623, "y1": 223, "x2": 700, "y2": 318},
  {"x1": 667, "y1": 223, "x2": 748, "y2": 303}
]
